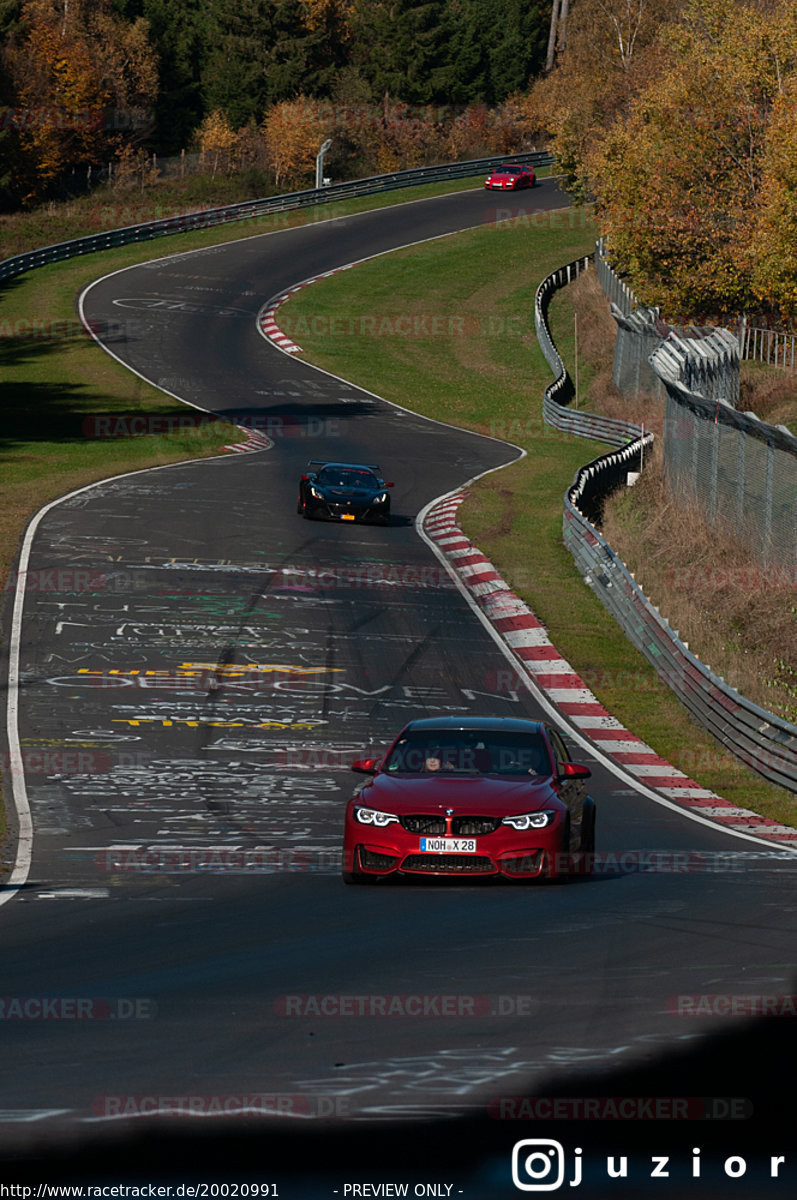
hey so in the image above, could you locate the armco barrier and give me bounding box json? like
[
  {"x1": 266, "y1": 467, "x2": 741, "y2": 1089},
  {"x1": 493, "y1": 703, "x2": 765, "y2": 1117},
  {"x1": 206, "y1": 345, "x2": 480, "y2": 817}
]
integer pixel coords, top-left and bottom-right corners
[
  {"x1": 538, "y1": 255, "x2": 797, "y2": 795},
  {"x1": 0, "y1": 151, "x2": 553, "y2": 283},
  {"x1": 534, "y1": 255, "x2": 645, "y2": 447}
]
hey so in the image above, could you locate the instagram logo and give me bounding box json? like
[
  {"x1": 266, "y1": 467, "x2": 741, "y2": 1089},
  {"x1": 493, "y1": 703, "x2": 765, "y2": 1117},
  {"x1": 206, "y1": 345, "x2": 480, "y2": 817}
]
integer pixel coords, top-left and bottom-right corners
[{"x1": 512, "y1": 1140, "x2": 581, "y2": 1191}]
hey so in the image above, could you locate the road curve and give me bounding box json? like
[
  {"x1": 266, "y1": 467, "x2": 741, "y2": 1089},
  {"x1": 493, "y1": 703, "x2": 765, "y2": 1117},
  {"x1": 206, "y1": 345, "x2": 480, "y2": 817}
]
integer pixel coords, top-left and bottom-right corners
[{"x1": 1, "y1": 181, "x2": 796, "y2": 1195}]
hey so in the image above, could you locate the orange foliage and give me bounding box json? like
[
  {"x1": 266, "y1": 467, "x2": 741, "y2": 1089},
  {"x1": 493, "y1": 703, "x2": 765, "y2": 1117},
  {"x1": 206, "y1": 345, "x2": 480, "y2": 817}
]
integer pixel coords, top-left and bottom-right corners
[
  {"x1": 262, "y1": 98, "x2": 330, "y2": 190},
  {"x1": 298, "y1": 0, "x2": 354, "y2": 35},
  {"x1": 750, "y1": 80, "x2": 797, "y2": 319},
  {"x1": 8, "y1": 12, "x2": 110, "y2": 198},
  {"x1": 197, "y1": 110, "x2": 240, "y2": 177},
  {"x1": 587, "y1": 0, "x2": 797, "y2": 320},
  {"x1": 4, "y1": 0, "x2": 157, "y2": 204}
]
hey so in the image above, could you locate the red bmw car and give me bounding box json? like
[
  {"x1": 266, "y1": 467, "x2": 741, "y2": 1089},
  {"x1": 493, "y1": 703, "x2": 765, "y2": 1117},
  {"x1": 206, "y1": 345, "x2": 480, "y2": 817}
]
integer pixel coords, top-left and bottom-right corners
[
  {"x1": 484, "y1": 163, "x2": 536, "y2": 190},
  {"x1": 342, "y1": 716, "x2": 594, "y2": 883}
]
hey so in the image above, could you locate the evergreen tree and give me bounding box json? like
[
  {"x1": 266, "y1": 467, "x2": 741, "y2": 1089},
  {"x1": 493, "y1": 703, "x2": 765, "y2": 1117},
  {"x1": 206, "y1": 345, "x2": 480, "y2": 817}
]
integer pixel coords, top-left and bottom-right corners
[
  {"x1": 136, "y1": 0, "x2": 208, "y2": 153},
  {"x1": 351, "y1": 0, "x2": 459, "y2": 105},
  {"x1": 453, "y1": 0, "x2": 548, "y2": 103},
  {"x1": 201, "y1": 0, "x2": 276, "y2": 127}
]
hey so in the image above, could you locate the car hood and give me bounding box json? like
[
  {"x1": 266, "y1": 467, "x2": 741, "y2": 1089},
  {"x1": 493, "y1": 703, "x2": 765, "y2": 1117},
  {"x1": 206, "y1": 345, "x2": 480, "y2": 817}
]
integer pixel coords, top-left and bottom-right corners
[
  {"x1": 355, "y1": 773, "x2": 555, "y2": 814},
  {"x1": 322, "y1": 486, "x2": 377, "y2": 498}
]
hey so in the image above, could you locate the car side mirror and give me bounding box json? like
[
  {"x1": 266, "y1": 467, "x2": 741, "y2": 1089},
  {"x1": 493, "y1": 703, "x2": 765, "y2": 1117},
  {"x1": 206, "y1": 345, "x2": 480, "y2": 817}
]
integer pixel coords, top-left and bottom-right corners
[
  {"x1": 559, "y1": 761, "x2": 591, "y2": 780},
  {"x1": 300, "y1": 474, "x2": 309, "y2": 481},
  {"x1": 385, "y1": 481, "x2": 395, "y2": 487},
  {"x1": 351, "y1": 757, "x2": 380, "y2": 775}
]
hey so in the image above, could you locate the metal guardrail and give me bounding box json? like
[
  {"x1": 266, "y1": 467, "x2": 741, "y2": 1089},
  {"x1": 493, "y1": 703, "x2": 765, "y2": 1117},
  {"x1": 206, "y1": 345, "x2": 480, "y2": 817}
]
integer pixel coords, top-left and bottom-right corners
[
  {"x1": 564, "y1": 493, "x2": 797, "y2": 793},
  {"x1": 538, "y1": 256, "x2": 797, "y2": 794},
  {"x1": 534, "y1": 255, "x2": 645, "y2": 447},
  {"x1": 739, "y1": 322, "x2": 797, "y2": 371},
  {"x1": 0, "y1": 151, "x2": 553, "y2": 283}
]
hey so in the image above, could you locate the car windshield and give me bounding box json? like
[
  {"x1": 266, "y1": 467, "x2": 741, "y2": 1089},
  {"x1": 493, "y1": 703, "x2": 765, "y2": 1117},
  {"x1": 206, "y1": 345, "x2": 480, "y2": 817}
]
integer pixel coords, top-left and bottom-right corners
[
  {"x1": 383, "y1": 730, "x2": 551, "y2": 776},
  {"x1": 316, "y1": 468, "x2": 377, "y2": 489}
]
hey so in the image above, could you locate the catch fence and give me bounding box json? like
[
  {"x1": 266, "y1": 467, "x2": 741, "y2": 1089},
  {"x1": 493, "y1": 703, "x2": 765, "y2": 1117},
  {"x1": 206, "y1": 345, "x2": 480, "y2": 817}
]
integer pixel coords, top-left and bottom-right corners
[{"x1": 536, "y1": 252, "x2": 797, "y2": 795}]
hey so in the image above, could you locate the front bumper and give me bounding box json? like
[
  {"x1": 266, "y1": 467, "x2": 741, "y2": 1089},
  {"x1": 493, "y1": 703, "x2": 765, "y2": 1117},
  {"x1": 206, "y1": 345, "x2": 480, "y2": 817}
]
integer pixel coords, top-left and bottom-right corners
[
  {"x1": 309, "y1": 501, "x2": 389, "y2": 522},
  {"x1": 344, "y1": 823, "x2": 566, "y2": 879}
]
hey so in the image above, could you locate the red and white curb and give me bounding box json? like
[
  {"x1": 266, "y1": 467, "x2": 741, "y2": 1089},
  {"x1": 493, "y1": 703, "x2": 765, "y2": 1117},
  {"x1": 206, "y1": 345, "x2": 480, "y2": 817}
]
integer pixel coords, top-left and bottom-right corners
[
  {"x1": 424, "y1": 491, "x2": 797, "y2": 845},
  {"x1": 223, "y1": 427, "x2": 274, "y2": 454},
  {"x1": 260, "y1": 297, "x2": 302, "y2": 354},
  {"x1": 257, "y1": 263, "x2": 364, "y2": 355}
]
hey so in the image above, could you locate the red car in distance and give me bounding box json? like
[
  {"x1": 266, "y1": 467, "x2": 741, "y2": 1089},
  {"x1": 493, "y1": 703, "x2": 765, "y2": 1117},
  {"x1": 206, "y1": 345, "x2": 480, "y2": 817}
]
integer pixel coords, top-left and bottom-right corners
[
  {"x1": 342, "y1": 716, "x2": 594, "y2": 884},
  {"x1": 484, "y1": 163, "x2": 536, "y2": 190}
]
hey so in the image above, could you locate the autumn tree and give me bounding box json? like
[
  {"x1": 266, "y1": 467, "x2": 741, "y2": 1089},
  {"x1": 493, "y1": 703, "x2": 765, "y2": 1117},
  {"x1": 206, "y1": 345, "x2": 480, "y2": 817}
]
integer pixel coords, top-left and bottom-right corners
[
  {"x1": 196, "y1": 108, "x2": 239, "y2": 176},
  {"x1": 588, "y1": 0, "x2": 797, "y2": 318},
  {"x1": 749, "y1": 76, "x2": 797, "y2": 319},
  {"x1": 298, "y1": 0, "x2": 354, "y2": 52},
  {"x1": 3, "y1": 0, "x2": 157, "y2": 204},
  {"x1": 529, "y1": 0, "x2": 685, "y2": 200},
  {"x1": 5, "y1": 9, "x2": 110, "y2": 200},
  {"x1": 262, "y1": 96, "x2": 331, "y2": 190}
]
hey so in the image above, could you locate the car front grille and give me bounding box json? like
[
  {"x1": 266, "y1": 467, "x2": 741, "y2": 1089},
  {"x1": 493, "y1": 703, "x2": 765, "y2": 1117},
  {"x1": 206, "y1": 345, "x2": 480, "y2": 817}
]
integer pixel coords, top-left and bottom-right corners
[
  {"x1": 400, "y1": 854, "x2": 495, "y2": 874},
  {"x1": 400, "y1": 815, "x2": 501, "y2": 836},
  {"x1": 453, "y1": 816, "x2": 501, "y2": 836},
  {"x1": 401, "y1": 815, "x2": 446, "y2": 834}
]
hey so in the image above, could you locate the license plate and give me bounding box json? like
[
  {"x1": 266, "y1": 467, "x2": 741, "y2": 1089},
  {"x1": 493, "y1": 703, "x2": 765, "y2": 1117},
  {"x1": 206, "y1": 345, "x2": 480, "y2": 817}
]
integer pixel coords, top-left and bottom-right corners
[
  {"x1": 419, "y1": 838, "x2": 477, "y2": 853},
  {"x1": 341, "y1": 514, "x2": 356, "y2": 521}
]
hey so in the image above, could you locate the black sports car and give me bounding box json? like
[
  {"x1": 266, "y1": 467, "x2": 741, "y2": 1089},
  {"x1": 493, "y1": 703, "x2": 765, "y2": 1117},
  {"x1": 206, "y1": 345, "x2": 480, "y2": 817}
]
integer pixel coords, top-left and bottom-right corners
[{"x1": 296, "y1": 460, "x2": 394, "y2": 524}]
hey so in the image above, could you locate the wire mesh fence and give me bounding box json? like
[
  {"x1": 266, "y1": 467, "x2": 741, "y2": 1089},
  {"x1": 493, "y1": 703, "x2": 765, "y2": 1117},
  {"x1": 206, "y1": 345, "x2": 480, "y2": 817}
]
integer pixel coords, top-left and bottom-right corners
[
  {"x1": 540, "y1": 249, "x2": 797, "y2": 794},
  {"x1": 659, "y1": 380, "x2": 797, "y2": 570},
  {"x1": 595, "y1": 242, "x2": 797, "y2": 571}
]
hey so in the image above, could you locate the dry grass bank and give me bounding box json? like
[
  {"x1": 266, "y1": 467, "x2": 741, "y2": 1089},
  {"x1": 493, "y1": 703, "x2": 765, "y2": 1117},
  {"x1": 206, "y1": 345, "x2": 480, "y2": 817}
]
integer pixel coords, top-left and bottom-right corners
[{"x1": 564, "y1": 270, "x2": 797, "y2": 723}]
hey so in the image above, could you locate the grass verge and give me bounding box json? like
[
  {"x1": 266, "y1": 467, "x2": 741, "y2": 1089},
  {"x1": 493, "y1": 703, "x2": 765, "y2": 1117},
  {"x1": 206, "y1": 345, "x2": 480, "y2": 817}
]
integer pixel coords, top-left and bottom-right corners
[{"x1": 278, "y1": 206, "x2": 797, "y2": 826}]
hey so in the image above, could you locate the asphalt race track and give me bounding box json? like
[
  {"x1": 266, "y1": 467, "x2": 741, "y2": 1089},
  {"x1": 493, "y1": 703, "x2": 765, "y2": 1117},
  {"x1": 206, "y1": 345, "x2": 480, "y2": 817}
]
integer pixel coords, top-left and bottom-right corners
[{"x1": 2, "y1": 180, "x2": 797, "y2": 1196}]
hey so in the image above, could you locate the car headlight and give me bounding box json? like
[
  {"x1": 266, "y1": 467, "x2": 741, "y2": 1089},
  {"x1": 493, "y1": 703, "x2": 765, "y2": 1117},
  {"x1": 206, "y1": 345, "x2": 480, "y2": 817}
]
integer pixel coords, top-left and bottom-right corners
[
  {"x1": 372, "y1": 492, "x2": 388, "y2": 503},
  {"x1": 309, "y1": 486, "x2": 324, "y2": 499},
  {"x1": 501, "y1": 809, "x2": 557, "y2": 831},
  {"x1": 354, "y1": 806, "x2": 399, "y2": 827}
]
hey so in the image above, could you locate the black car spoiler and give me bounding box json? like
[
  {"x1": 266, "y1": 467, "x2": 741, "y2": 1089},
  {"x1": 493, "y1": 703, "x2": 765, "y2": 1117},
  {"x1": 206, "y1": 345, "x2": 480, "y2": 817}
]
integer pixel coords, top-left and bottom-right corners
[{"x1": 306, "y1": 460, "x2": 382, "y2": 472}]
